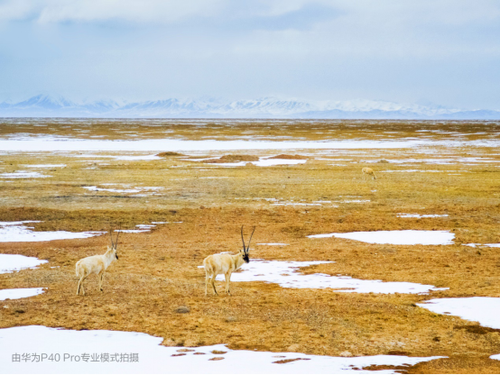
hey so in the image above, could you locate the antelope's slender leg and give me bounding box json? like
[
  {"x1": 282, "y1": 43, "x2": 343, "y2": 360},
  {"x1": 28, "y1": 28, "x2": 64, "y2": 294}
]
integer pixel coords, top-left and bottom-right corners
[
  {"x1": 211, "y1": 276, "x2": 218, "y2": 295},
  {"x1": 225, "y1": 273, "x2": 232, "y2": 295},
  {"x1": 77, "y1": 275, "x2": 88, "y2": 296},
  {"x1": 99, "y1": 272, "x2": 104, "y2": 291},
  {"x1": 77, "y1": 278, "x2": 83, "y2": 295}
]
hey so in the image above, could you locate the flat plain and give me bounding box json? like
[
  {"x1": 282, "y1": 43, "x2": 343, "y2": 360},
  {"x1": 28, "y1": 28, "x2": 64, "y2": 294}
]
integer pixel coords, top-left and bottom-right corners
[{"x1": 1, "y1": 118, "x2": 500, "y2": 373}]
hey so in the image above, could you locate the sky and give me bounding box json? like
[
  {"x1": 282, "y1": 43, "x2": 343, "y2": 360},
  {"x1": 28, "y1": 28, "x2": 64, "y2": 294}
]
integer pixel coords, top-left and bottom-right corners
[{"x1": 1, "y1": 0, "x2": 500, "y2": 110}]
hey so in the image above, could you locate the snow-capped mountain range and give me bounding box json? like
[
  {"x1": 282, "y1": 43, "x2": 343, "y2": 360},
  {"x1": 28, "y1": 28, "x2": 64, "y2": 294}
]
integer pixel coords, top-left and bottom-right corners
[{"x1": 1, "y1": 95, "x2": 499, "y2": 119}]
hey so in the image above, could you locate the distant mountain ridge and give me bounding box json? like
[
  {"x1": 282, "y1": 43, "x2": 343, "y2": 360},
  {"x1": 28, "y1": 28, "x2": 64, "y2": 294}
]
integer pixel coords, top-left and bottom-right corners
[{"x1": 1, "y1": 95, "x2": 499, "y2": 119}]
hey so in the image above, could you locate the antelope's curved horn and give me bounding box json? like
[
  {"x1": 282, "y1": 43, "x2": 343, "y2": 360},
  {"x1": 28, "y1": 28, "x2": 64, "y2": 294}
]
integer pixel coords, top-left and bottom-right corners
[
  {"x1": 246, "y1": 226, "x2": 256, "y2": 251},
  {"x1": 115, "y1": 223, "x2": 121, "y2": 248},
  {"x1": 241, "y1": 225, "x2": 246, "y2": 251},
  {"x1": 109, "y1": 228, "x2": 114, "y2": 248}
]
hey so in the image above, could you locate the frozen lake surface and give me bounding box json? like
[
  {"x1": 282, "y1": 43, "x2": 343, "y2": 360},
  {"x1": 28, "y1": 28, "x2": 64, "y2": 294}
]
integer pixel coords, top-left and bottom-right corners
[
  {"x1": 308, "y1": 230, "x2": 454, "y2": 245},
  {"x1": 209, "y1": 260, "x2": 447, "y2": 294},
  {"x1": 0, "y1": 326, "x2": 444, "y2": 374}
]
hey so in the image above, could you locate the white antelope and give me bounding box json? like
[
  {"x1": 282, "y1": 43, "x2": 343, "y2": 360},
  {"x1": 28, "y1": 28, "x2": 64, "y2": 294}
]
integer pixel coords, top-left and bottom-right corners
[
  {"x1": 203, "y1": 226, "x2": 256, "y2": 296},
  {"x1": 76, "y1": 229, "x2": 120, "y2": 296},
  {"x1": 362, "y1": 167, "x2": 377, "y2": 180}
]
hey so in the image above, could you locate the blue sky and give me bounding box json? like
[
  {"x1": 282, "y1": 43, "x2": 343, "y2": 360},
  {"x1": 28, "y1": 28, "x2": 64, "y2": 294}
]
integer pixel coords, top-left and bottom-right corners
[{"x1": 1, "y1": 0, "x2": 500, "y2": 109}]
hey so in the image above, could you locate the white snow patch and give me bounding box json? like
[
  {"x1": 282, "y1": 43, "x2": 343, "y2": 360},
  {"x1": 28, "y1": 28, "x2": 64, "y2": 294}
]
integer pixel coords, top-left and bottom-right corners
[
  {"x1": 0, "y1": 326, "x2": 444, "y2": 374},
  {"x1": 0, "y1": 171, "x2": 50, "y2": 179},
  {"x1": 340, "y1": 200, "x2": 370, "y2": 204},
  {"x1": 308, "y1": 230, "x2": 454, "y2": 245},
  {"x1": 0, "y1": 221, "x2": 104, "y2": 243},
  {"x1": 463, "y1": 243, "x2": 500, "y2": 248},
  {"x1": 83, "y1": 186, "x2": 141, "y2": 193},
  {"x1": 25, "y1": 164, "x2": 66, "y2": 168},
  {"x1": 270, "y1": 199, "x2": 336, "y2": 207},
  {"x1": 417, "y1": 297, "x2": 500, "y2": 329},
  {"x1": 83, "y1": 186, "x2": 162, "y2": 194},
  {"x1": 272, "y1": 202, "x2": 322, "y2": 206},
  {"x1": 0, "y1": 254, "x2": 48, "y2": 274},
  {"x1": 111, "y1": 154, "x2": 161, "y2": 161},
  {"x1": 0, "y1": 288, "x2": 45, "y2": 301},
  {"x1": 117, "y1": 224, "x2": 160, "y2": 233},
  {"x1": 398, "y1": 214, "x2": 449, "y2": 218},
  {"x1": 215, "y1": 260, "x2": 447, "y2": 294},
  {"x1": 254, "y1": 158, "x2": 307, "y2": 167}
]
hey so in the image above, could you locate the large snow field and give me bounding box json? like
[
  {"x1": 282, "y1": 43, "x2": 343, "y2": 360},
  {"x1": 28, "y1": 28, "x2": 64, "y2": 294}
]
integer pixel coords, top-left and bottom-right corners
[
  {"x1": 0, "y1": 136, "x2": 435, "y2": 152},
  {"x1": 0, "y1": 325, "x2": 444, "y2": 374},
  {"x1": 308, "y1": 230, "x2": 455, "y2": 245},
  {"x1": 206, "y1": 260, "x2": 447, "y2": 294}
]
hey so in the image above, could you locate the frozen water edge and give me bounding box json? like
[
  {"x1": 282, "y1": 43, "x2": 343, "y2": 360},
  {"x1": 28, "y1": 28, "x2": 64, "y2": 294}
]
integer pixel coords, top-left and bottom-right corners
[
  {"x1": 416, "y1": 297, "x2": 500, "y2": 361},
  {"x1": 308, "y1": 230, "x2": 455, "y2": 245},
  {"x1": 207, "y1": 260, "x2": 447, "y2": 294},
  {"x1": 0, "y1": 221, "x2": 104, "y2": 243},
  {"x1": 0, "y1": 288, "x2": 45, "y2": 301},
  {"x1": 0, "y1": 254, "x2": 48, "y2": 274},
  {"x1": 0, "y1": 137, "x2": 428, "y2": 152},
  {"x1": 0, "y1": 326, "x2": 445, "y2": 374}
]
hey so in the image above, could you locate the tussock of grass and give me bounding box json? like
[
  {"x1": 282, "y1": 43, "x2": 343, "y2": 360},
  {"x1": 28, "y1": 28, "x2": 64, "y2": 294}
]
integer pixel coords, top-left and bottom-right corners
[{"x1": 156, "y1": 152, "x2": 184, "y2": 157}]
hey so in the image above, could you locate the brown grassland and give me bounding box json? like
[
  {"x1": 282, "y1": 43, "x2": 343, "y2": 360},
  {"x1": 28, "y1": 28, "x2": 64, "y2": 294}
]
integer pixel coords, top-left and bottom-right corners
[{"x1": 1, "y1": 119, "x2": 500, "y2": 373}]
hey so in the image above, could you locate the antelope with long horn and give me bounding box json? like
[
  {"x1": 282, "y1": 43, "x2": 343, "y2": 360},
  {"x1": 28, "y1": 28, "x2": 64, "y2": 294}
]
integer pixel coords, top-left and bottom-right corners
[
  {"x1": 203, "y1": 225, "x2": 256, "y2": 296},
  {"x1": 76, "y1": 227, "x2": 120, "y2": 296}
]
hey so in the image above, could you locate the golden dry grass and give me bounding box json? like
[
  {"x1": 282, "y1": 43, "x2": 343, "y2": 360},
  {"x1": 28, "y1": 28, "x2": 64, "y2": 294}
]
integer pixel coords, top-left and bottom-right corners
[{"x1": 1, "y1": 119, "x2": 500, "y2": 373}]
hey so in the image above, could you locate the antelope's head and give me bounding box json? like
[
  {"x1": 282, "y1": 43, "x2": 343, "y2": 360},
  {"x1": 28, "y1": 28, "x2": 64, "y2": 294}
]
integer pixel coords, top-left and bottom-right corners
[{"x1": 240, "y1": 225, "x2": 256, "y2": 263}]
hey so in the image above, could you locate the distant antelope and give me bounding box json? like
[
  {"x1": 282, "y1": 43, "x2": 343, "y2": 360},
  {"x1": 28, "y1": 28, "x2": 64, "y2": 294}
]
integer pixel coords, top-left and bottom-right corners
[
  {"x1": 203, "y1": 226, "x2": 256, "y2": 296},
  {"x1": 76, "y1": 228, "x2": 120, "y2": 296},
  {"x1": 362, "y1": 167, "x2": 377, "y2": 180}
]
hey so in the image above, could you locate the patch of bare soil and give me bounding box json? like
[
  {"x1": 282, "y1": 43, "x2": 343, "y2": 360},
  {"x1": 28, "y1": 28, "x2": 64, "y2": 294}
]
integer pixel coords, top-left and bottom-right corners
[
  {"x1": 204, "y1": 154, "x2": 260, "y2": 163},
  {"x1": 156, "y1": 152, "x2": 184, "y2": 157},
  {"x1": 268, "y1": 154, "x2": 308, "y2": 160}
]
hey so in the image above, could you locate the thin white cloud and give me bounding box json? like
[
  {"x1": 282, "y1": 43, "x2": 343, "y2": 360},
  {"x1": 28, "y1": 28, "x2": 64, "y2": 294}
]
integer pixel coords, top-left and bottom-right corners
[
  {"x1": 0, "y1": 0, "x2": 224, "y2": 24},
  {"x1": 0, "y1": 0, "x2": 39, "y2": 21},
  {"x1": 1, "y1": 0, "x2": 498, "y2": 27}
]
